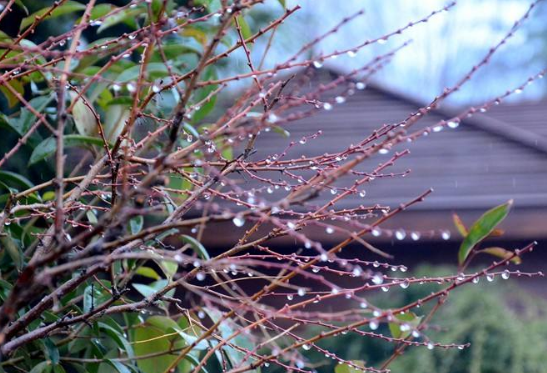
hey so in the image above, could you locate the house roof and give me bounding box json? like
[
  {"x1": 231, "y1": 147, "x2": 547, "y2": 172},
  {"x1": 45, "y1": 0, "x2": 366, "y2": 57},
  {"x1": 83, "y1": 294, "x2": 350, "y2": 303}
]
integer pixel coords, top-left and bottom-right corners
[{"x1": 220, "y1": 68, "x2": 547, "y2": 242}]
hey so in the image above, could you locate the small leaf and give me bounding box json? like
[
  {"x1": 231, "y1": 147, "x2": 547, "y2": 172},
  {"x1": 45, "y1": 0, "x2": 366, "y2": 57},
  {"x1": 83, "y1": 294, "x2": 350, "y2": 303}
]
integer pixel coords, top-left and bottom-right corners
[
  {"x1": 43, "y1": 338, "x2": 60, "y2": 365},
  {"x1": 0, "y1": 171, "x2": 34, "y2": 190},
  {"x1": 29, "y1": 362, "x2": 52, "y2": 373},
  {"x1": 278, "y1": 0, "x2": 287, "y2": 8},
  {"x1": 97, "y1": 6, "x2": 143, "y2": 33},
  {"x1": 458, "y1": 200, "x2": 513, "y2": 265},
  {"x1": 103, "y1": 105, "x2": 130, "y2": 142},
  {"x1": 107, "y1": 360, "x2": 132, "y2": 373},
  {"x1": 388, "y1": 312, "x2": 422, "y2": 339},
  {"x1": 70, "y1": 92, "x2": 98, "y2": 137},
  {"x1": 272, "y1": 125, "x2": 290, "y2": 138},
  {"x1": 29, "y1": 135, "x2": 105, "y2": 166},
  {"x1": 0, "y1": 79, "x2": 24, "y2": 108},
  {"x1": 0, "y1": 235, "x2": 24, "y2": 270},
  {"x1": 20, "y1": 1, "x2": 86, "y2": 31},
  {"x1": 129, "y1": 216, "x2": 143, "y2": 235},
  {"x1": 236, "y1": 16, "x2": 252, "y2": 40},
  {"x1": 158, "y1": 260, "x2": 178, "y2": 280},
  {"x1": 452, "y1": 213, "x2": 467, "y2": 237},
  {"x1": 481, "y1": 247, "x2": 522, "y2": 265},
  {"x1": 181, "y1": 235, "x2": 210, "y2": 260},
  {"x1": 135, "y1": 267, "x2": 161, "y2": 280},
  {"x1": 191, "y1": 66, "x2": 218, "y2": 122}
]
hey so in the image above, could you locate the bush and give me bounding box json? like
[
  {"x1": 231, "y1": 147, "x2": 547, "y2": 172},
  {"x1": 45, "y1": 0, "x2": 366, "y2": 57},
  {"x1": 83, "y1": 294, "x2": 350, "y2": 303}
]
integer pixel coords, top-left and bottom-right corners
[{"x1": 0, "y1": 1, "x2": 543, "y2": 373}]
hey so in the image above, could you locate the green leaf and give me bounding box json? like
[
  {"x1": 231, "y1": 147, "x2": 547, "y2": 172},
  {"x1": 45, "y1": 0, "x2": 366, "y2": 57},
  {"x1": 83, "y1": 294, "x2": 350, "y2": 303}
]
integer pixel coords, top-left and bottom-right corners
[
  {"x1": 133, "y1": 316, "x2": 185, "y2": 373},
  {"x1": 107, "y1": 360, "x2": 131, "y2": 373},
  {"x1": 458, "y1": 200, "x2": 513, "y2": 265},
  {"x1": 0, "y1": 235, "x2": 24, "y2": 270},
  {"x1": 43, "y1": 338, "x2": 60, "y2": 365},
  {"x1": 29, "y1": 362, "x2": 52, "y2": 373},
  {"x1": 0, "y1": 171, "x2": 34, "y2": 190},
  {"x1": 181, "y1": 235, "x2": 210, "y2": 260},
  {"x1": 236, "y1": 16, "x2": 252, "y2": 40},
  {"x1": 97, "y1": 6, "x2": 143, "y2": 33},
  {"x1": 0, "y1": 79, "x2": 24, "y2": 108},
  {"x1": 29, "y1": 135, "x2": 105, "y2": 166},
  {"x1": 452, "y1": 213, "x2": 467, "y2": 237},
  {"x1": 20, "y1": 1, "x2": 87, "y2": 30},
  {"x1": 191, "y1": 67, "x2": 218, "y2": 122},
  {"x1": 158, "y1": 260, "x2": 178, "y2": 280},
  {"x1": 116, "y1": 63, "x2": 173, "y2": 83},
  {"x1": 129, "y1": 216, "x2": 143, "y2": 235},
  {"x1": 135, "y1": 267, "x2": 161, "y2": 280},
  {"x1": 99, "y1": 322, "x2": 135, "y2": 358},
  {"x1": 480, "y1": 247, "x2": 522, "y2": 265},
  {"x1": 388, "y1": 312, "x2": 422, "y2": 339},
  {"x1": 278, "y1": 0, "x2": 286, "y2": 8},
  {"x1": 70, "y1": 92, "x2": 98, "y2": 137},
  {"x1": 272, "y1": 125, "x2": 290, "y2": 138}
]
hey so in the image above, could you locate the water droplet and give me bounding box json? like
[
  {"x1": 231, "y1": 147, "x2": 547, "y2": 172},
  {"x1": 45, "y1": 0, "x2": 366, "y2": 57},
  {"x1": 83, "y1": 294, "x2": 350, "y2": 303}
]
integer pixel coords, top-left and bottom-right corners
[
  {"x1": 326, "y1": 226, "x2": 334, "y2": 234},
  {"x1": 299, "y1": 137, "x2": 307, "y2": 145},
  {"x1": 360, "y1": 301, "x2": 368, "y2": 308},
  {"x1": 395, "y1": 229, "x2": 406, "y2": 240},
  {"x1": 90, "y1": 20, "x2": 102, "y2": 26},
  {"x1": 302, "y1": 344, "x2": 311, "y2": 350},
  {"x1": 287, "y1": 221, "x2": 296, "y2": 230},
  {"x1": 59, "y1": 39, "x2": 66, "y2": 47},
  {"x1": 433, "y1": 125, "x2": 443, "y2": 133},
  {"x1": 501, "y1": 270, "x2": 510, "y2": 280},
  {"x1": 369, "y1": 320, "x2": 379, "y2": 330},
  {"x1": 400, "y1": 280, "x2": 410, "y2": 289},
  {"x1": 4, "y1": 220, "x2": 11, "y2": 226},
  {"x1": 447, "y1": 120, "x2": 459, "y2": 129},
  {"x1": 323, "y1": 102, "x2": 333, "y2": 111},
  {"x1": 198, "y1": 310, "x2": 206, "y2": 319},
  {"x1": 287, "y1": 294, "x2": 293, "y2": 300},
  {"x1": 232, "y1": 216, "x2": 245, "y2": 227},
  {"x1": 410, "y1": 231, "x2": 421, "y2": 241},
  {"x1": 152, "y1": 85, "x2": 161, "y2": 93},
  {"x1": 441, "y1": 231, "x2": 451, "y2": 240},
  {"x1": 312, "y1": 267, "x2": 320, "y2": 273},
  {"x1": 377, "y1": 38, "x2": 388, "y2": 44},
  {"x1": 412, "y1": 330, "x2": 421, "y2": 338},
  {"x1": 372, "y1": 274, "x2": 384, "y2": 285},
  {"x1": 427, "y1": 342, "x2": 434, "y2": 350},
  {"x1": 458, "y1": 345, "x2": 465, "y2": 350},
  {"x1": 372, "y1": 228, "x2": 381, "y2": 237},
  {"x1": 268, "y1": 113, "x2": 278, "y2": 123},
  {"x1": 313, "y1": 61, "x2": 323, "y2": 69},
  {"x1": 486, "y1": 273, "x2": 495, "y2": 282},
  {"x1": 514, "y1": 88, "x2": 523, "y2": 94},
  {"x1": 355, "y1": 82, "x2": 366, "y2": 90},
  {"x1": 352, "y1": 267, "x2": 362, "y2": 277},
  {"x1": 127, "y1": 83, "x2": 136, "y2": 93},
  {"x1": 298, "y1": 288, "x2": 306, "y2": 296},
  {"x1": 335, "y1": 96, "x2": 346, "y2": 104},
  {"x1": 381, "y1": 286, "x2": 389, "y2": 292},
  {"x1": 196, "y1": 272, "x2": 206, "y2": 281},
  {"x1": 472, "y1": 277, "x2": 480, "y2": 284},
  {"x1": 347, "y1": 50, "x2": 357, "y2": 58},
  {"x1": 379, "y1": 148, "x2": 389, "y2": 155},
  {"x1": 112, "y1": 84, "x2": 121, "y2": 92},
  {"x1": 320, "y1": 254, "x2": 328, "y2": 262},
  {"x1": 304, "y1": 241, "x2": 312, "y2": 249}
]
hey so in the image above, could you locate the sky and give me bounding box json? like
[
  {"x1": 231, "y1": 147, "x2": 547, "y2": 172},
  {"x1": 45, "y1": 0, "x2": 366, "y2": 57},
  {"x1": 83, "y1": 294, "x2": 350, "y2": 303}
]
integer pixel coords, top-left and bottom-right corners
[{"x1": 256, "y1": 0, "x2": 546, "y2": 106}]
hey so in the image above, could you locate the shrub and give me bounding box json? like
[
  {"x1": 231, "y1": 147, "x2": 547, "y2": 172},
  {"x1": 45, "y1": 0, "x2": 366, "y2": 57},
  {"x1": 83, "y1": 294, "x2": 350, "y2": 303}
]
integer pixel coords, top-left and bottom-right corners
[{"x1": 0, "y1": 1, "x2": 543, "y2": 373}]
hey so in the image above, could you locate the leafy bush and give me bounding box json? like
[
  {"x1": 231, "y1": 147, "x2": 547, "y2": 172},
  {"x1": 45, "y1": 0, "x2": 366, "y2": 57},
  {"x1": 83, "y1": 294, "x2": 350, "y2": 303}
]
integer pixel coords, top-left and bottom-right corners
[{"x1": 0, "y1": 1, "x2": 544, "y2": 373}]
